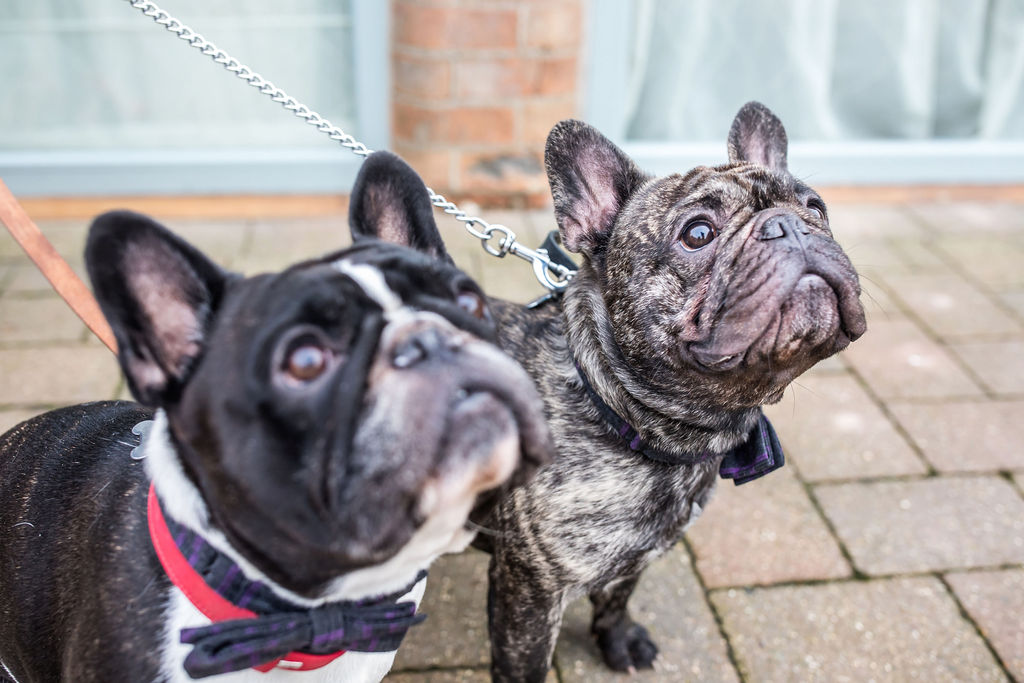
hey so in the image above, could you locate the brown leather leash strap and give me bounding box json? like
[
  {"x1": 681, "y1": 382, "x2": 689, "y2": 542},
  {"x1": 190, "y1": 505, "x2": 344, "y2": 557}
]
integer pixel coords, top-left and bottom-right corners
[{"x1": 0, "y1": 179, "x2": 118, "y2": 354}]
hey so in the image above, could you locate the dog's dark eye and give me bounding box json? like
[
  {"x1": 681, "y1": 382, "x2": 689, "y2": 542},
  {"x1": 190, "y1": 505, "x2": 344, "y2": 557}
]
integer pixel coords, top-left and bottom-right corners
[
  {"x1": 807, "y1": 199, "x2": 827, "y2": 222},
  {"x1": 679, "y1": 221, "x2": 717, "y2": 251},
  {"x1": 284, "y1": 340, "x2": 329, "y2": 382},
  {"x1": 456, "y1": 290, "x2": 489, "y2": 320}
]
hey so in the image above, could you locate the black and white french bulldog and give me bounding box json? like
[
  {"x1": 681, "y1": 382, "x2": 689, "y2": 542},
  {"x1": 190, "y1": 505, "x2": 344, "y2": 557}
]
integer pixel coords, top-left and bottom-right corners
[
  {"x1": 355, "y1": 102, "x2": 867, "y2": 681},
  {"x1": 0, "y1": 153, "x2": 551, "y2": 683}
]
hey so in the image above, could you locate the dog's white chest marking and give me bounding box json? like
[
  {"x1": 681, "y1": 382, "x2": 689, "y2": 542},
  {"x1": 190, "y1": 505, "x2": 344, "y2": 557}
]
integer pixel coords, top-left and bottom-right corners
[
  {"x1": 160, "y1": 579, "x2": 426, "y2": 683},
  {"x1": 143, "y1": 414, "x2": 434, "y2": 682}
]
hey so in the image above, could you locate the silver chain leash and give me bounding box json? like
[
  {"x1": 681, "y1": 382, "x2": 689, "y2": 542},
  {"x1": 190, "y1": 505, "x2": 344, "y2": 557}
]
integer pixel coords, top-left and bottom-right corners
[{"x1": 122, "y1": 0, "x2": 574, "y2": 292}]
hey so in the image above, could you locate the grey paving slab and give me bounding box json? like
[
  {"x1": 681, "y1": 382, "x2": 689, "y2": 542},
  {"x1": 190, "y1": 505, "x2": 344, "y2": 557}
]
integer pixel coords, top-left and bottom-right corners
[
  {"x1": 163, "y1": 220, "x2": 249, "y2": 269},
  {"x1": 855, "y1": 270, "x2": 903, "y2": 326},
  {"x1": 804, "y1": 353, "x2": 846, "y2": 375},
  {"x1": 952, "y1": 340, "x2": 1024, "y2": 395},
  {"x1": 887, "y1": 236, "x2": 951, "y2": 271},
  {"x1": 240, "y1": 216, "x2": 349, "y2": 274},
  {"x1": 765, "y1": 374, "x2": 926, "y2": 481},
  {"x1": 841, "y1": 317, "x2": 984, "y2": 399},
  {"x1": 909, "y1": 201, "x2": 1024, "y2": 234},
  {"x1": 385, "y1": 671, "x2": 490, "y2": 683},
  {"x1": 1000, "y1": 289, "x2": 1024, "y2": 318},
  {"x1": 815, "y1": 476, "x2": 1024, "y2": 574},
  {"x1": 2, "y1": 263, "x2": 88, "y2": 296},
  {"x1": 0, "y1": 409, "x2": 40, "y2": 435},
  {"x1": 555, "y1": 546, "x2": 739, "y2": 683},
  {"x1": 835, "y1": 240, "x2": 909, "y2": 278},
  {"x1": 888, "y1": 401, "x2": 1024, "y2": 472},
  {"x1": 0, "y1": 220, "x2": 88, "y2": 263},
  {"x1": 0, "y1": 297, "x2": 86, "y2": 344},
  {"x1": 392, "y1": 550, "x2": 490, "y2": 671},
  {"x1": 712, "y1": 577, "x2": 1006, "y2": 682},
  {"x1": 881, "y1": 272, "x2": 1022, "y2": 340},
  {"x1": 826, "y1": 204, "x2": 925, "y2": 240},
  {"x1": 687, "y1": 468, "x2": 850, "y2": 588},
  {"x1": 946, "y1": 569, "x2": 1024, "y2": 680},
  {"x1": 932, "y1": 235, "x2": 1024, "y2": 290},
  {"x1": 0, "y1": 346, "x2": 120, "y2": 406}
]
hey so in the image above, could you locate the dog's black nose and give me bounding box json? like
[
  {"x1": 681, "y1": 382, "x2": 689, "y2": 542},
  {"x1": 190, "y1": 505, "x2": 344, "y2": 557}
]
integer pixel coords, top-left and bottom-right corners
[
  {"x1": 392, "y1": 327, "x2": 455, "y2": 368},
  {"x1": 758, "y1": 213, "x2": 810, "y2": 241}
]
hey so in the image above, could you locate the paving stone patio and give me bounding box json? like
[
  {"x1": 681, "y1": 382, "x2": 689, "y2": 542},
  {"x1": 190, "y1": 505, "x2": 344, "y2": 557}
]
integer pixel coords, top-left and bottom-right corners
[{"x1": 1, "y1": 200, "x2": 1022, "y2": 681}]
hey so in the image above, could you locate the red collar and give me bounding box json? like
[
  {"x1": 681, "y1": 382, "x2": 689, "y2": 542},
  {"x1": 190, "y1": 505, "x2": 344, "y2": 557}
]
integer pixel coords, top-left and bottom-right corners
[{"x1": 147, "y1": 484, "x2": 345, "y2": 673}]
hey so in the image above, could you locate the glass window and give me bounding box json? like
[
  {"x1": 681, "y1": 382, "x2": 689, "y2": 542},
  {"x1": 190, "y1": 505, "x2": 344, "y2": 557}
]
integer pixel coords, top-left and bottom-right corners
[
  {"x1": 622, "y1": 0, "x2": 1024, "y2": 143},
  {"x1": 0, "y1": 0, "x2": 356, "y2": 151}
]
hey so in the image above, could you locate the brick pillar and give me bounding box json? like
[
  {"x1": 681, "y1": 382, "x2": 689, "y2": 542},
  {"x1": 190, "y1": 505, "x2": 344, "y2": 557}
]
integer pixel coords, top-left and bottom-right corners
[{"x1": 392, "y1": 0, "x2": 583, "y2": 208}]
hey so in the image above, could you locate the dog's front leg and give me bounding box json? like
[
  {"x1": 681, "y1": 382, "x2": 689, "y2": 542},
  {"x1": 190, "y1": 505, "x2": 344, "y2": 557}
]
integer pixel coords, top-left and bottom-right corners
[
  {"x1": 486, "y1": 553, "x2": 565, "y2": 683},
  {"x1": 589, "y1": 572, "x2": 658, "y2": 672}
]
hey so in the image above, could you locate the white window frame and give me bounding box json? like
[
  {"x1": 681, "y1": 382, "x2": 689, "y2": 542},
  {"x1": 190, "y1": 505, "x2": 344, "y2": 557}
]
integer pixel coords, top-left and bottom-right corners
[
  {"x1": 0, "y1": 0, "x2": 389, "y2": 197},
  {"x1": 585, "y1": 0, "x2": 1024, "y2": 185}
]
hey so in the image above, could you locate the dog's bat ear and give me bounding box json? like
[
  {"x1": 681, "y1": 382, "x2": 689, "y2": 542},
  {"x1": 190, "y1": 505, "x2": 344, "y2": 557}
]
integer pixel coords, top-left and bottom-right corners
[
  {"x1": 544, "y1": 120, "x2": 646, "y2": 256},
  {"x1": 85, "y1": 211, "x2": 230, "y2": 407},
  {"x1": 727, "y1": 101, "x2": 789, "y2": 173},
  {"x1": 349, "y1": 151, "x2": 453, "y2": 265}
]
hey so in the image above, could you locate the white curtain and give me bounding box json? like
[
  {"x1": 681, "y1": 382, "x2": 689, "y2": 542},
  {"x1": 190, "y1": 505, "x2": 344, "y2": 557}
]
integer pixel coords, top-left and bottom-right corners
[
  {"x1": 0, "y1": 0, "x2": 354, "y2": 150},
  {"x1": 625, "y1": 0, "x2": 1024, "y2": 142}
]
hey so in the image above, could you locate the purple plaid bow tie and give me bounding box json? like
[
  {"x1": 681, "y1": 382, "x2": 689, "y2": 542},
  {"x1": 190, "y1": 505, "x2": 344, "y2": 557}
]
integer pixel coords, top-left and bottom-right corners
[
  {"x1": 180, "y1": 600, "x2": 425, "y2": 678},
  {"x1": 573, "y1": 361, "x2": 785, "y2": 484}
]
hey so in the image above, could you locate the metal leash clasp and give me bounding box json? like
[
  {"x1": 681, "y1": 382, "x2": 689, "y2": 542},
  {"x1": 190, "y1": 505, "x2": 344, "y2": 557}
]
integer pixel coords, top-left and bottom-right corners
[{"x1": 475, "y1": 224, "x2": 574, "y2": 292}]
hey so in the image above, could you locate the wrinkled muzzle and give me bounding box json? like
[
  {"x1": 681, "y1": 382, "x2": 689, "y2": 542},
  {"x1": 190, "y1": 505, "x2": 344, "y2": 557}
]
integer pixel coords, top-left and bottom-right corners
[
  {"x1": 330, "y1": 310, "x2": 552, "y2": 562},
  {"x1": 687, "y1": 210, "x2": 866, "y2": 376}
]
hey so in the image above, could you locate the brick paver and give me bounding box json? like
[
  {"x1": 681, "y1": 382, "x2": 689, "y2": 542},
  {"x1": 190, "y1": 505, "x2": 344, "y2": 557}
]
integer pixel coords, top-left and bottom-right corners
[
  {"x1": 816, "y1": 476, "x2": 1024, "y2": 574},
  {"x1": 1001, "y1": 289, "x2": 1024, "y2": 317},
  {"x1": 0, "y1": 409, "x2": 40, "y2": 434},
  {"x1": 386, "y1": 671, "x2": 490, "y2": 683},
  {"x1": 887, "y1": 236, "x2": 950, "y2": 270},
  {"x1": 951, "y1": 340, "x2": 1024, "y2": 395},
  {"x1": 764, "y1": 373, "x2": 926, "y2": 481},
  {"x1": 0, "y1": 220, "x2": 87, "y2": 262},
  {"x1": 686, "y1": 468, "x2": 851, "y2": 588},
  {"x1": 4, "y1": 262, "x2": 89, "y2": 295},
  {"x1": 931, "y1": 235, "x2": 1024, "y2": 289},
  {"x1": 0, "y1": 346, "x2": 120, "y2": 406},
  {"x1": 393, "y1": 551, "x2": 491, "y2": 671},
  {"x1": 555, "y1": 546, "x2": 738, "y2": 682},
  {"x1": 0, "y1": 297, "x2": 86, "y2": 344},
  {"x1": 712, "y1": 577, "x2": 1006, "y2": 682},
  {"x1": 1, "y1": 202, "x2": 1022, "y2": 682},
  {"x1": 889, "y1": 401, "x2": 1024, "y2": 472},
  {"x1": 841, "y1": 317, "x2": 984, "y2": 399},
  {"x1": 880, "y1": 272, "x2": 1023, "y2": 340},
  {"x1": 946, "y1": 569, "x2": 1024, "y2": 679},
  {"x1": 828, "y1": 204, "x2": 926, "y2": 240},
  {"x1": 910, "y1": 201, "x2": 1024, "y2": 233}
]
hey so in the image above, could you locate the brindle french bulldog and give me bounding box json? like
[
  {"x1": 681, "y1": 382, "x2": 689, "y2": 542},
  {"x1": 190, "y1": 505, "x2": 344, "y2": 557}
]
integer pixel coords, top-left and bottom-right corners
[{"x1": 353, "y1": 102, "x2": 867, "y2": 681}]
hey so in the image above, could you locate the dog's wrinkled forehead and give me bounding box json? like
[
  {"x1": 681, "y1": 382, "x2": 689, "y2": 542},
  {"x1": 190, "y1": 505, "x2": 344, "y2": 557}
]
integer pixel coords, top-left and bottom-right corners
[
  {"x1": 676, "y1": 163, "x2": 803, "y2": 215},
  {"x1": 269, "y1": 241, "x2": 494, "y2": 341},
  {"x1": 332, "y1": 260, "x2": 402, "y2": 314}
]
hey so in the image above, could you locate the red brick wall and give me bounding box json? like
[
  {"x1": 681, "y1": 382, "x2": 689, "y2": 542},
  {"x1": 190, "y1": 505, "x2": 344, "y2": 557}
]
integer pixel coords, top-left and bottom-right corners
[{"x1": 392, "y1": 0, "x2": 584, "y2": 208}]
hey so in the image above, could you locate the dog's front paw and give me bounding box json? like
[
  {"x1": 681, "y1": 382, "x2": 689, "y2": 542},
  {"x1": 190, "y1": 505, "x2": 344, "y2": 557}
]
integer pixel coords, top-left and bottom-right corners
[{"x1": 594, "y1": 620, "x2": 659, "y2": 672}]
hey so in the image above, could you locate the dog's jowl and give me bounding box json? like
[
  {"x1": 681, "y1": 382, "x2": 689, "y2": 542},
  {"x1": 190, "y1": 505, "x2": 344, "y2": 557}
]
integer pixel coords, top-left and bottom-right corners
[
  {"x1": 0, "y1": 153, "x2": 551, "y2": 683},
  {"x1": 356, "y1": 102, "x2": 867, "y2": 682}
]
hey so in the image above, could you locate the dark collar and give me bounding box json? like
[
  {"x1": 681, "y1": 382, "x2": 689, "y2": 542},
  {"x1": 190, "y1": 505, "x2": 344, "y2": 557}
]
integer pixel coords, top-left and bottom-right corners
[
  {"x1": 573, "y1": 361, "x2": 784, "y2": 485},
  {"x1": 147, "y1": 485, "x2": 425, "y2": 678}
]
